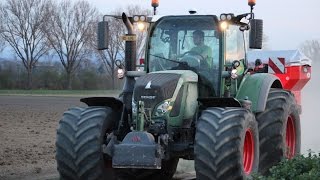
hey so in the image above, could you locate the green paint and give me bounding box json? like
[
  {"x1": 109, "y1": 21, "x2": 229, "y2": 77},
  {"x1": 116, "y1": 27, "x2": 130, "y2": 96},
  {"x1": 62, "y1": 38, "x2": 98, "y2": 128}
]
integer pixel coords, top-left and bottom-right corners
[
  {"x1": 150, "y1": 70, "x2": 198, "y2": 127},
  {"x1": 236, "y1": 73, "x2": 279, "y2": 113},
  {"x1": 236, "y1": 74, "x2": 262, "y2": 112},
  {"x1": 220, "y1": 31, "x2": 226, "y2": 96},
  {"x1": 137, "y1": 101, "x2": 145, "y2": 131}
]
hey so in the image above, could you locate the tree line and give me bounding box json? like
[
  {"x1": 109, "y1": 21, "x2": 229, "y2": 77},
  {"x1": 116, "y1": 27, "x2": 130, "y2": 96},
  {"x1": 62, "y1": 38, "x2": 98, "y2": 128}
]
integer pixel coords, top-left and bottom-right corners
[
  {"x1": 0, "y1": 0, "x2": 150, "y2": 90},
  {"x1": 0, "y1": 59, "x2": 125, "y2": 90}
]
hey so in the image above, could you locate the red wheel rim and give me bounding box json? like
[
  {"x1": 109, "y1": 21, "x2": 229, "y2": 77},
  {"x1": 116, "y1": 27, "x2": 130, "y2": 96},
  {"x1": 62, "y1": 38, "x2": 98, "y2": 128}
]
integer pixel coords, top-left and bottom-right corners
[
  {"x1": 286, "y1": 115, "x2": 296, "y2": 159},
  {"x1": 243, "y1": 129, "x2": 254, "y2": 175}
]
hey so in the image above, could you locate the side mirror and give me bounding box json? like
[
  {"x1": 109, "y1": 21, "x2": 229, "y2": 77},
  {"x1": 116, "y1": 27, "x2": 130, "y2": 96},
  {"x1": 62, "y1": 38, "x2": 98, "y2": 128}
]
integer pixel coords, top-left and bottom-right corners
[
  {"x1": 97, "y1": 21, "x2": 109, "y2": 50},
  {"x1": 249, "y1": 19, "x2": 263, "y2": 49}
]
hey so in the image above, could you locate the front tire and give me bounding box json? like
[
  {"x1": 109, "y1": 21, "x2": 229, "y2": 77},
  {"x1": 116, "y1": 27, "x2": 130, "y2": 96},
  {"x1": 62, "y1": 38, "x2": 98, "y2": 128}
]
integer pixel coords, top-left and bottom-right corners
[
  {"x1": 56, "y1": 107, "x2": 117, "y2": 180},
  {"x1": 257, "y1": 89, "x2": 301, "y2": 174},
  {"x1": 194, "y1": 107, "x2": 259, "y2": 180}
]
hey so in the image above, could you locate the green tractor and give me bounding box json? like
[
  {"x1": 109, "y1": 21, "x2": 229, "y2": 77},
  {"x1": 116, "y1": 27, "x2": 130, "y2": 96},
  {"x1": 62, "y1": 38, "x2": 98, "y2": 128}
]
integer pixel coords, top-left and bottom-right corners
[{"x1": 55, "y1": 1, "x2": 302, "y2": 179}]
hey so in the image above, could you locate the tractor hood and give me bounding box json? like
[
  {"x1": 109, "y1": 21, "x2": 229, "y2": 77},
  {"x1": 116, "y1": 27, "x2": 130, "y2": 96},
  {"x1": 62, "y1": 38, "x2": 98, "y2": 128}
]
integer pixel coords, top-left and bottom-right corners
[
  {"x1": 133, "y1": 70, "x2": 197, "y2": 109},
  {"x1": 133, "y1": 70, "x2": 198, "y2": 127},
  {"x1": 133, "y1": 72, "x2": 181, "y2": 108}
]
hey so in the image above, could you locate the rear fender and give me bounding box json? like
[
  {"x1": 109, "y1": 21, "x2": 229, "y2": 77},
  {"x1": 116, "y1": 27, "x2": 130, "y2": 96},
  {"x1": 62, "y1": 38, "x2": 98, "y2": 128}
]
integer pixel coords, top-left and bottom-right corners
[{"x1": 236, "y1": 73, "x2": 282, "y2": 113}]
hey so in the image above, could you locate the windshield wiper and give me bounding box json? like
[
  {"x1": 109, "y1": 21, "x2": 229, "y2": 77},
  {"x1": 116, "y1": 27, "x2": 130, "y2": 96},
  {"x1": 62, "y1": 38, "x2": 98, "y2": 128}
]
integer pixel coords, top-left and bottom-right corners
[
  {"x1": 149, "y1": 54, "x2": 188, "y2": 66},
  {"x1": 149, "y1": 54, "x2": 199, "y2": 72}
]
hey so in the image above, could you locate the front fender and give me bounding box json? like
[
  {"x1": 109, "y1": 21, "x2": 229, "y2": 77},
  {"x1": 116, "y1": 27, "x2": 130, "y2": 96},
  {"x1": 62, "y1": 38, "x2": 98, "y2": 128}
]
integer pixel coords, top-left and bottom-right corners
[
  {"x1": 236, "y1": 73, "x2": 282, "y2": 113},
  {"x1": 80, "y1": 97, "x2": 123, "y2": 111}
]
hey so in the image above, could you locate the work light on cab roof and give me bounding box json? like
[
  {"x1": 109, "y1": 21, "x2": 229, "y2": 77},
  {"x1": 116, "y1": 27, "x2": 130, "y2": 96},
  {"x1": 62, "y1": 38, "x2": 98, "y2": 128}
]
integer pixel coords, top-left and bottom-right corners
[
  {"x1": 133, "y1": 15, "x2": 147, "y2": 31},
  {"x1": 220, "y1": 13, "x2": 234, "y2": 21},
  {"x1": 220, "y1": 21, "x2": 229, "y2": 31}
]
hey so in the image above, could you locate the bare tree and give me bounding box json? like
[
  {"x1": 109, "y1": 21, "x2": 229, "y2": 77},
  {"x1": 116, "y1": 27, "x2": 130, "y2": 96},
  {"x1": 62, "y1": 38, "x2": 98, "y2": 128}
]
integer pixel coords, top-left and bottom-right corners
[
  {"x1": 93, "y1": 17, "x2": 125, "y2": 89},
  {"x1": 93, "y1": 5, "x2": 151, "y2": 89},
  {"x1": 0, "y1": 22, "x2": 5, "y2": 53},
  {"x1": 0, "y1": 0, "x2": 52, "y2": 89},
  {"x1": 125, "y1": 6, "x2": 152, "y2": 61},
  {"x1": 300, "y1": 39, "x2": 320, "y2": 63},
  {"x1": 0, "y1": 1, "x2": 3, "y2": 52},
  {"x1": 0, "y1": 1, "x2": 6, "y2": 53},
  {"x1": 0, "y1": 39, "x2": 5, "y2": 53},
  {"x1": 46, "y1": 0, "x2": 98, "y2": 89}
]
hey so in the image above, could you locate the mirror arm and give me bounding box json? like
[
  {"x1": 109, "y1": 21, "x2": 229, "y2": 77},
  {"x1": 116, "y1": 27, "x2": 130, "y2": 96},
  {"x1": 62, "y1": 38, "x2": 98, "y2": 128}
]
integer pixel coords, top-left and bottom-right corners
[{"x1": 122, "y1": 13, "x2": 134, "y2": 34}]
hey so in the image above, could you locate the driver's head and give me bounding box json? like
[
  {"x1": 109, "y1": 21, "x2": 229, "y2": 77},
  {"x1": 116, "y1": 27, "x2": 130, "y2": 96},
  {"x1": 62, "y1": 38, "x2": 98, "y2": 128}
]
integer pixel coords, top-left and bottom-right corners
[{"x1": 193, "y1": 30, "x2": 204, "y2": 46}]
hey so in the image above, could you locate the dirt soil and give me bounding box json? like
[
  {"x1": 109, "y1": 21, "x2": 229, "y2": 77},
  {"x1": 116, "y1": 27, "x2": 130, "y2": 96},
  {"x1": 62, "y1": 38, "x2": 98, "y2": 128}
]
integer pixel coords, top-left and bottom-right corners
[
  {"x1": 0, "y1": 96, "x2": 195, "y2": 180},
  {"x1": 0, "y1": 96, "x2": 85, "y2": 180}
]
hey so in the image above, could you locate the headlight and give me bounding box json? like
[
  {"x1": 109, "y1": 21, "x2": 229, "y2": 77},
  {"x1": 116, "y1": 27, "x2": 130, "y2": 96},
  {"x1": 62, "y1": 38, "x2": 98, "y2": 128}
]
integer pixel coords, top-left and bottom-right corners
[
  {"x1": 220, "y1": 21, "x2": 228, "y2": 30},
  {"x1": 220, "y1": 14, "x2": 227, "y2": 21},
  {"x1": 117, "y1": 68, "x2": 125, "y2": 79},
  {"x1": 132, "y1": 101, "x2": 137, "y2": 114},
  {"x1": 231, "y1": 69, "x2": 238, "y2": 79},
  {"x1": 137, "y1": 22, "x2": 146, "y2": 31},
  {"x1": 154, "y1": 99, "x2": 172, "y2": 117},
  {"x1": 226, "y1": 14, "x2": 233, "y2": 20}
]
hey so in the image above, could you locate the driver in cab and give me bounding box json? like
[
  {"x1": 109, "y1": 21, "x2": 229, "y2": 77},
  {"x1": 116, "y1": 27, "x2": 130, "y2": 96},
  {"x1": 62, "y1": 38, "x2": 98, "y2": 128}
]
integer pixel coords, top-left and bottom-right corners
[{"x1": 191, "y1": 30, "x2": 213, "y2": 67}]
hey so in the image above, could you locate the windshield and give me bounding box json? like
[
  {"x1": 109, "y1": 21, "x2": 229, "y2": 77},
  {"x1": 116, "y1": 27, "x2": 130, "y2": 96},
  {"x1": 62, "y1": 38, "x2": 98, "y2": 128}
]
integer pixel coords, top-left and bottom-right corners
[
  {"x1": 148, "y1": 16, "x2": 219, "y2": 71},
  {"x1": 147, "y1": 16, "x2": 220, "y2": 96}
]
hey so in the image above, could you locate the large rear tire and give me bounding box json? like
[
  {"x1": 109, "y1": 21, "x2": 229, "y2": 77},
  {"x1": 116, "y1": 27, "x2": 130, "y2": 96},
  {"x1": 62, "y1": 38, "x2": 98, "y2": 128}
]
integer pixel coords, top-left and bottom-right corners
[
  {"x1": 257, "y1": 89, "x2": 301, "y2": 174},
  {"x1": 56, "y1": 107, "x2": 117, "y2": 180},
  {"x1": 195, "y1": 107, "x2": 259, "y2": 180}
]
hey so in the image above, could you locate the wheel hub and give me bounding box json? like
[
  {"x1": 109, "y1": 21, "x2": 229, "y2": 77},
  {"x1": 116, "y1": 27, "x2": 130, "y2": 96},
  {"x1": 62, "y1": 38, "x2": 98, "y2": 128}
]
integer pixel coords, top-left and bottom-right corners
[
  {"x1": 286, "y1": 115, "x2": 296, "y2": 159},
  {"x1": 243, "y1": 129, "x2": 254, "y2": 175}
]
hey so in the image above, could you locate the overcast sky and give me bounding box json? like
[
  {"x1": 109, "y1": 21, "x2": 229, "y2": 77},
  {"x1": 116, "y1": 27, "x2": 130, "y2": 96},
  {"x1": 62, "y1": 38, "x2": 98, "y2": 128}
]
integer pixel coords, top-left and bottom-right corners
[{"x1": 90, "y1": 0, "x2": 320, "y2": 50}]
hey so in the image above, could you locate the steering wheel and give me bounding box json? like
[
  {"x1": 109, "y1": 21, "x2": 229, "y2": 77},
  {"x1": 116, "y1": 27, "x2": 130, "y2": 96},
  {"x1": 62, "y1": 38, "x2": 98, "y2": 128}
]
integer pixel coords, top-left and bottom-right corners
[
  {"x1": 180, "y1": 51, "x2": 209, "y2": 69},
  {"x1": 181, "y1": 51, "x2": 205, "y2": 61}
]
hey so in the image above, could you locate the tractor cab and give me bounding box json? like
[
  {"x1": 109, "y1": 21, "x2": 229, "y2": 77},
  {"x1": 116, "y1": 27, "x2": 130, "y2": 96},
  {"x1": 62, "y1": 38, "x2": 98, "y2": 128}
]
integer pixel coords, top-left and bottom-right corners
[
  {"x1": 147, "y1": 15, "x2": 221, "y2": 97},
  {"x1": 146, "y1": 14, "x2": 261, "y2": 98}
]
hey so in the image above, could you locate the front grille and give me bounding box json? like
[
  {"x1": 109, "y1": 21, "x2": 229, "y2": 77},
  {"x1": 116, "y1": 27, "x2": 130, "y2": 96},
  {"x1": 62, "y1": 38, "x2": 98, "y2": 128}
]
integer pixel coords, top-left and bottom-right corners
[{"x1": 133, "y1": 73, "x2": 181, "y2": 110}]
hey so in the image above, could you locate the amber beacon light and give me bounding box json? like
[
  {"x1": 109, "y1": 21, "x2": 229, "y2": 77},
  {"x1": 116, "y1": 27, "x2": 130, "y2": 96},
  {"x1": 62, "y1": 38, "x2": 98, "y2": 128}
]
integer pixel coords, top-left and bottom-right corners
[
  {"x1": 152, "y1": 0, "x2": 159, "y2": 7},
  {"x1": 248, "y1": 0, "x2": 256, "y2": 6},
  {"x1": 151, "y1": 0, "x2": 159, "y2": 15}
]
